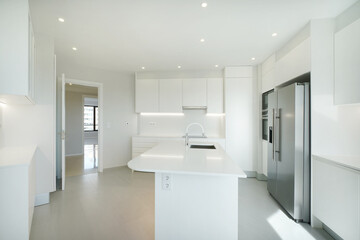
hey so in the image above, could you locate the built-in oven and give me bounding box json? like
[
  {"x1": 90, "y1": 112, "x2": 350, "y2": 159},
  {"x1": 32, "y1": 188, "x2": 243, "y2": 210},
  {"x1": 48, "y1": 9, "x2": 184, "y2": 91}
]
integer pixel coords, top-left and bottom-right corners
[{"x1": 262, "y1": 90, "x2": 273, "y2": 140}]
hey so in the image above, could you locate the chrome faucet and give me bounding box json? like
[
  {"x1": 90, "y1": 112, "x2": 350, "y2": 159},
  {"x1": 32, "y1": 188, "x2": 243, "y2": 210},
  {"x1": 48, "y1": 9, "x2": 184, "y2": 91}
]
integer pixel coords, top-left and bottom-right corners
[{"x1": 185, "y1": 123, "x2": 205, "y2": 146}]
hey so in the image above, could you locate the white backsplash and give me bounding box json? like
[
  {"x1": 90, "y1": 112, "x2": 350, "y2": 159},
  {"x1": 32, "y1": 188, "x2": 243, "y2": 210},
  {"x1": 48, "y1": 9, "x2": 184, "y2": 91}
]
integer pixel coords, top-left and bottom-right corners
[{"x1": 138, "y1": 110, "x2": 225, "y2": 137}]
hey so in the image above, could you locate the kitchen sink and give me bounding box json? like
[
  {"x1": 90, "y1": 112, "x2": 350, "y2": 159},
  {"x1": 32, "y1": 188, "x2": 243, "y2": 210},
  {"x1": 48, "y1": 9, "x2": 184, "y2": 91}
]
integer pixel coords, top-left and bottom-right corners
[{"x1": 189, "y1": 144, "x2": 216, "y2": 149}]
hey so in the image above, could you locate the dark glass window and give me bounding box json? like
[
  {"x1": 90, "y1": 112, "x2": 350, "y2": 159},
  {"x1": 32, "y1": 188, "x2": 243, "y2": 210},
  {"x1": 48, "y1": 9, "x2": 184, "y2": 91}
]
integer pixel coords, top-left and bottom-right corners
[{"x1": 84, "y1": 106, "x2": 98, "y2": 131}]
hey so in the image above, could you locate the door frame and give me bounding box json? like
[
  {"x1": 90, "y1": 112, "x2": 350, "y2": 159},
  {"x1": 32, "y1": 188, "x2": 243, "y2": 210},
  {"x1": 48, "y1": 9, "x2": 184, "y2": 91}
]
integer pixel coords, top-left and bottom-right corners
[{"x1": 64, "y1": 78, "x2": 104, "y2": 173}]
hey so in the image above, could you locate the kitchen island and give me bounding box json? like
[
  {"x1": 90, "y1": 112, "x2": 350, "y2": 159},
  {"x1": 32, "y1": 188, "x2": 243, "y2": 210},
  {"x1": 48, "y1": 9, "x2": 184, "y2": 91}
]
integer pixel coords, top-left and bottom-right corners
[{"x1": 128, "y1": 141, "x2": 246, "y2": 240}]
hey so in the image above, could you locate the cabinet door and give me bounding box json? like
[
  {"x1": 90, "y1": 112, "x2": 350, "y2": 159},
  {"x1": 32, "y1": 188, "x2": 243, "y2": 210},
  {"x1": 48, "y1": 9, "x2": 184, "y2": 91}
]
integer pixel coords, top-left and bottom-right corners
[
  {"x1": 275, "y1": 38, "x2": 311, "y2": 86},
  {"x1": 207, "y1": 78, "x2": 223, "y2": 113},
  {"x1": 261, "y1": 55, "x2": 276, "y2": 93},
  {"x1": 313, "y1": 159, "x2": 360, "y2": 240},
  {"x1": 0, "y1": 2, "x2": 34, "y2": 104},
  {"x1": 182, "y1": 78, "x2": 207, "y2": 107},
  {"x1": 135, "y1": 79, "x2": 159, "y2": 113},
  {"x1": 159, "y1": 79, "x2": 182, "y2": 112},
  {"x1": 334, "y1": 18, "x2": 360, "y2": 104}
]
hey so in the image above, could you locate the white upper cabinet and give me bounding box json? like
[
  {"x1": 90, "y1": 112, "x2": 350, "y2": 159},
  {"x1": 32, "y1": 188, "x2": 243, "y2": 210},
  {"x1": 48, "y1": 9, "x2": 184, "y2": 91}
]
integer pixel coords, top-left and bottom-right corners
[
  {"x1": 261, "y1": 55, "x2": 276, "y2": 93},
  {"x1": 135, "y1": 79, "x2": 159, "y2": 113},
  {"x1": 207, "y1": 78, "x2": 223, "y2": 113},
  {"x1": 182, "y1": 78, "x2": 207, "y2": 107},
  {"x1": 334, "y1": 18, "x2": 360, "y2": 105},
  {"x1": 135, "y1": 77, "x2": 223, "y2": 113},
  {"x1": 0, "y1": 1, "x2": 35, "y2": 104},
  {"x1": 275, "y1": 38, "x2": 311, "y2": 86},
  {"x1": 159, "y1": 79, "x2": 182, "y2": 112}
]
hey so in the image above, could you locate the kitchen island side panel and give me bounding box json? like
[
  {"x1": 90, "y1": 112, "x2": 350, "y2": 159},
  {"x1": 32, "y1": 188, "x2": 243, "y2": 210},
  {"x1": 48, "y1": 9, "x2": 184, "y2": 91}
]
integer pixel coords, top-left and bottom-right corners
[{"x1": 155, "y1": 173, "x2": 238, "y2": 240}]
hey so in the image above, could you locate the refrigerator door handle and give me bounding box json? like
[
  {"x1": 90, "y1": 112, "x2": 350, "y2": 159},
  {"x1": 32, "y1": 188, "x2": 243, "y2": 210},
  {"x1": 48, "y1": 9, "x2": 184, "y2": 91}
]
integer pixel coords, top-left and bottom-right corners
[
  {"x1": 272, "y1": 108, "x2": 275, "y2": 160},
  {"x1": 275, "y1": 108, "x2": 281, "y2": 161}
]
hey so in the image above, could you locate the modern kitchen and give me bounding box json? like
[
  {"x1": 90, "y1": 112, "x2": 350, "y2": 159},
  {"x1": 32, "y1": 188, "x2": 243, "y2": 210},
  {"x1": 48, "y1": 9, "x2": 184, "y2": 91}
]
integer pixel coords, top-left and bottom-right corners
[{"x1": 0, "y1": 0, "x2": 360, "y2": 240}]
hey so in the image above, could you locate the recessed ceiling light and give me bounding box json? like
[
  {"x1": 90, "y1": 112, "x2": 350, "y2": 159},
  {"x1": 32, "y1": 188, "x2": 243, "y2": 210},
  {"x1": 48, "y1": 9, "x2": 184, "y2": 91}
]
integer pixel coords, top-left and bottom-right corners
[
  {"x1": 215, "y1": 65, "x2": 219, "y2": 68},
  {"x1": 177, "y1": 66, "x2": 181, "y2": 69},
  {"x1": 200, "y1": 38, "x2": 205, "y2": 42},
  {"x1": 69, "y1": 83, "x2": 73, "y2": 86},
  {"x1": 58, "y1": 18, "x2": 65, "y2": 22},
  {"x1": 201, "y1": 2, "x2": 208, "y2": 8},
  {"x1": 272, "y1": 33, "x2": 278, "y2": 37},
  {"x1": 72, "y1": 47, "x2": 77, "y2": 51},
  {"x1": 251, "y1": 57, "x2": 256, "y2": 61},
  {"x1": 141, "y1": 66, "x2": 145, "y2": 70}
]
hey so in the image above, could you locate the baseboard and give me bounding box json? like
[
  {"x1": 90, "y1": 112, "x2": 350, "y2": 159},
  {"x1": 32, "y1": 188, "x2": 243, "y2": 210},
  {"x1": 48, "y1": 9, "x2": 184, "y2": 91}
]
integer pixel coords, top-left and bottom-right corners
[
  {"x1": 243, "y1": 171, "x2": 268, "y2": 181},
  {"x1": 104, "y1": 162, "x2": 127, "y2": 169},
  {"x1": 256, "y1": 173, "x2": 268, "y2": 181},
  {"x1": 244, "y1": 171, "x2": 257, "y2": 178},
  {"x1": 323, "y1": 224, "x2": 342, "y2": 240},
  {"x1": 35, "y1": 193, "x2": 50, "y2": 206},
  {"x1": 65, "y1": 153, "x2": 83, "y2": 157}
]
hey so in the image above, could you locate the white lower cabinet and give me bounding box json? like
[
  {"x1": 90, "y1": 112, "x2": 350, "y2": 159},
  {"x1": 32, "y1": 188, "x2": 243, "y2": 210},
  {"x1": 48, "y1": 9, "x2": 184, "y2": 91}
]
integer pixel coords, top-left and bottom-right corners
[
  {"x1": 313, "y1": 156, "x2": 360, "y2": 240},
  {"x1": 0, "y1": 147, "x2": 36, "y2": 240}
]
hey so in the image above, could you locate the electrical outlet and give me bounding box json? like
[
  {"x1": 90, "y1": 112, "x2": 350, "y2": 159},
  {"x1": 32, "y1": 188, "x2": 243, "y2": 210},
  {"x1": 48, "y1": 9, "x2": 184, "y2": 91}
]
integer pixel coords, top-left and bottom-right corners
[
  {"x1": 162, "y1": 173, "x2": 172, "y2": 190},
  {"x1": 149, "y1": 122, "x2": 157, "y2": 126}
]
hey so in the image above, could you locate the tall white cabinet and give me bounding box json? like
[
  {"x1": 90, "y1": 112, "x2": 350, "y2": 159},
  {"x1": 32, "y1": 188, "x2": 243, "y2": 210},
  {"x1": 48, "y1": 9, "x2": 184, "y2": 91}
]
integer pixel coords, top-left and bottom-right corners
[
  {"x1": 0, "y1": 0, "x2": 35, "y2": 104},
  {"x1": 224, "y1": 67, "x2": 256, "y2": 172},
  {"x1": 0, "y1": 146, "x2": 36, "y2": 240}
]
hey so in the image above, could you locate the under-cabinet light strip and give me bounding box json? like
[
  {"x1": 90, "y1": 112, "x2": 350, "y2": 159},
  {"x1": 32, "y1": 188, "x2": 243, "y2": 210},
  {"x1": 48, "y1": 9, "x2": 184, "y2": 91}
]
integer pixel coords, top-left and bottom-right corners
[
  {"x1": 140, "y1": 113, "x2": 184, "y2": 116},
  {"x1": 141, "y1": 154, "x2": 184, "y2": 159},
  {"x1": 206, "y1": 113, "x2": 225, "y2": 117}
]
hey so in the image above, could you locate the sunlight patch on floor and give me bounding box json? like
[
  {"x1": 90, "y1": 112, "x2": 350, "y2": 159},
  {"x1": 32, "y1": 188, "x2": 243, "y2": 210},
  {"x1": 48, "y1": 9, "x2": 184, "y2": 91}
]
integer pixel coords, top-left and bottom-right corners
[{"x1": 267, "y1": 210, "x2": 317, "y2": 240}]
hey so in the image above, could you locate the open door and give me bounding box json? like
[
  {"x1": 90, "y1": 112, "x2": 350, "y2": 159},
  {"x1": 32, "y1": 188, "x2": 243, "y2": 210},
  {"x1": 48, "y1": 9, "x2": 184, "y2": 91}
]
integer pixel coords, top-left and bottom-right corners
[{"x1": 61, "y1": 73, "x2": 66, "y2": 190}]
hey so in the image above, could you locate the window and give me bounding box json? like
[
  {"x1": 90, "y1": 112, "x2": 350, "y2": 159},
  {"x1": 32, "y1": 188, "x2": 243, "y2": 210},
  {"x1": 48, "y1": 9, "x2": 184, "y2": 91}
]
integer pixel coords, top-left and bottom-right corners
[{"x1": 84, "y1": 106, "x2": 98, "y2": 131}]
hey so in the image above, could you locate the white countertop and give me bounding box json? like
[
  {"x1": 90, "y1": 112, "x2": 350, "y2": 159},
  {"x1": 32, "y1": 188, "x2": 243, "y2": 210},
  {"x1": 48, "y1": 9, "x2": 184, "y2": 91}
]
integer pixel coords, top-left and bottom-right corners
[
  {"x1": 0, "y1": 146, "x2": 37, "y2": 168},
  {"x1": 313, "y1": 154, "x2": 360, "y2": 172},
  {"x1": 128, "y1": 141, "x2": 246, "y2": 177}
]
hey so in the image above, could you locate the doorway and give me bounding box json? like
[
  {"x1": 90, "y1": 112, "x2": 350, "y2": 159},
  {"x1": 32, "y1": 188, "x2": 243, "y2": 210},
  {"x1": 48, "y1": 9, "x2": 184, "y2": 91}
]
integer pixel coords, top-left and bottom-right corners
[
  {"x1": 56, "y1": 76, "x2": 104, "y2": 190},
  {"x1": 65, "y1": 87, "x2": 98, "y2": 176}
]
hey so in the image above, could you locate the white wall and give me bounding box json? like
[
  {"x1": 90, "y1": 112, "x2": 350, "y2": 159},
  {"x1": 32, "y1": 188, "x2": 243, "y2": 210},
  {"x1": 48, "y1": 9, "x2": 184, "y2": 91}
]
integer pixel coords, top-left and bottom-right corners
[
  {"x1": 0, "y1": 34, "x2": 56, "y2": 194},
  {"x1": 139, "y1": 111, "x2": 224, "y2": 137},
  {"x1": 57, "y1": 61, "x2": 137, "y2": 168},
  {"x1": 65, "y1": 91, "x2": 84, "y2": 156}
]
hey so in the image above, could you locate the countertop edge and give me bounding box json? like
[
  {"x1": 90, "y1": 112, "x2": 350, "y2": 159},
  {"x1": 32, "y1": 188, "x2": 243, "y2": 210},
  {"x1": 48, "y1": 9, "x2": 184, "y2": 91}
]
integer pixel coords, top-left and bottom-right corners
[
  {"x1": 312, "y1": 154, "x2": 360, "y2": 172},
  {"x1": 127, "y1": 164, "x2": 247, "y2": 178},
  {"x1": 0, "y1": 145, "x2": 37, "y2": 168}
]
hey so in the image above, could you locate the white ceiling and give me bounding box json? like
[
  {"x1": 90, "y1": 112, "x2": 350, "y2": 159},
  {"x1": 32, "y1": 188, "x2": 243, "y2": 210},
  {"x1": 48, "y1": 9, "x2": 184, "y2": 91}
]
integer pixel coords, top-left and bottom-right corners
[{"x1": 30, "y1": 0, "x2": 357, "y2": 73}]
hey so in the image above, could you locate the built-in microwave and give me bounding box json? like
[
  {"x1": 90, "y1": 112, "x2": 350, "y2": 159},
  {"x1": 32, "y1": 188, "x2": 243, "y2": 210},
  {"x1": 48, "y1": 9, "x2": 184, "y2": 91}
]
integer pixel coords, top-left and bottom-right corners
[{"x1": 262, "y1": 90, "x2": 273, "y2": 140}]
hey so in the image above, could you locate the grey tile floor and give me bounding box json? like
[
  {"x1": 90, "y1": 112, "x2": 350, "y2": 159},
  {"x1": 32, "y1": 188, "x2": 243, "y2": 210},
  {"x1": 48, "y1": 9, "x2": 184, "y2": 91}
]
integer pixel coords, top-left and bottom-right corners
[{"x1": 30, "y1": 167, "x2": 332, "y2": 240}]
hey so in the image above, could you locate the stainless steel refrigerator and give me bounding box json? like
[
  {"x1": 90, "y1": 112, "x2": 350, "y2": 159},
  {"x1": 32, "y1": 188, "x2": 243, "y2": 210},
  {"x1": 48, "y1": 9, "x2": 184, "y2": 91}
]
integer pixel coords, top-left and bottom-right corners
[{"x1": 267, "y1": 82, "x2": 310, "y2": 223}]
